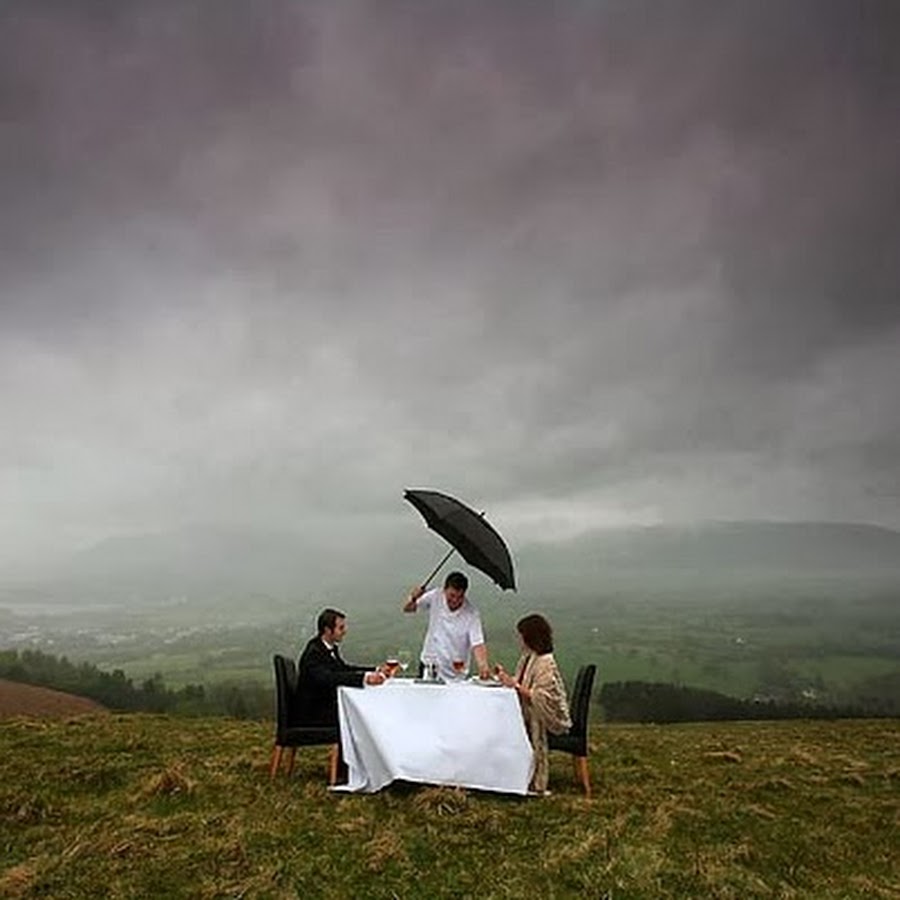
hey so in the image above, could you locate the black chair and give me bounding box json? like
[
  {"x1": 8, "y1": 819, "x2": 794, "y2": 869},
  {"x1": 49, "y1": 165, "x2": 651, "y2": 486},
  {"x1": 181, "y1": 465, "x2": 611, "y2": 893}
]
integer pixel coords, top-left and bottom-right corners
[
  {"x1": 269, "y1": 654, "x2": 339, "y2": 783},
  {"x1": 548, "y1": 664, "x2": 597, "y2": 797}
]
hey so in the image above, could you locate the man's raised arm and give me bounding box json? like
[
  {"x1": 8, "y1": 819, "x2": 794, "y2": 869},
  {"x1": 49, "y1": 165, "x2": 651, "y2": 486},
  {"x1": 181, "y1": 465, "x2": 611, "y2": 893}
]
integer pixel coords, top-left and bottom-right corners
[{"x1": 403, "y1": 584, "x2": 426, "y2": 613}]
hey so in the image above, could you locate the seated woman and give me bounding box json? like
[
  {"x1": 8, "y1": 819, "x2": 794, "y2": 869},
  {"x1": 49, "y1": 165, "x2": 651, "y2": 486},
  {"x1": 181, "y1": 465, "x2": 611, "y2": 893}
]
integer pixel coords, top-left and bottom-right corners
[{"x1": 496, "y1": 613, "x2": 572, "y2": 795}]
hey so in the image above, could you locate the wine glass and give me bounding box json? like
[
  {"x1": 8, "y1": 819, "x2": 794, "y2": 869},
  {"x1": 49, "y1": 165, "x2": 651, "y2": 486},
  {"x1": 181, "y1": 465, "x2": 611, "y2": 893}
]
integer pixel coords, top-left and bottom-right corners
[
  {"x1": 397, "y1": 648, "x2": 412, "y2": 676},
  {"x1": 451, "y1": 658, "x2": 466, "y2": 680},
  {"x1": 384, "y1": 657, "x2": 400, "y2": 678}
]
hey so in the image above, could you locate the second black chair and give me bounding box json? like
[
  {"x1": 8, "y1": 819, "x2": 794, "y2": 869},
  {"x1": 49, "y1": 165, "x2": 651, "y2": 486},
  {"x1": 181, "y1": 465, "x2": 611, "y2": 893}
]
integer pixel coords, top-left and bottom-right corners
[{"x1": 548, "y1": 663, "x2": 597, "y2": 797}]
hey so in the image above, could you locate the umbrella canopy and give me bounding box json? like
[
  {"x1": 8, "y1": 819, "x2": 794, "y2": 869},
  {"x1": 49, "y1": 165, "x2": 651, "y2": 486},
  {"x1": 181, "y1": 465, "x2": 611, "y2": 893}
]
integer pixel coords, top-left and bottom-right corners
[{"x1": 403, "y1": 489, "x2": 516, "y2": 591}]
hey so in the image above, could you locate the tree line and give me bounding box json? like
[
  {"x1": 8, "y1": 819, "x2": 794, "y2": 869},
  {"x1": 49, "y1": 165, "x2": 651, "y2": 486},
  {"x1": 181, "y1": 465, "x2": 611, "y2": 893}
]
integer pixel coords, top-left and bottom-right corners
[
  {"x1": 4, "y1": 649, "x2": 895, "y2": 725},
  {"x1": 0, "y1": 649, "x2": 271, "y2": 719},
  {"x1": 598, "y1": 680, "x2": 896, "y2": 724}
]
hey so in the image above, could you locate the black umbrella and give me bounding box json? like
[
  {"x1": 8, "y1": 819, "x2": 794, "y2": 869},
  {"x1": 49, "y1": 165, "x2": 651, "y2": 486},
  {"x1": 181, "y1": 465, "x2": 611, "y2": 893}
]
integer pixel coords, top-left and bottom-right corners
[{"x1": 403, "y1": 489, "x2": 516, "y2": 591}]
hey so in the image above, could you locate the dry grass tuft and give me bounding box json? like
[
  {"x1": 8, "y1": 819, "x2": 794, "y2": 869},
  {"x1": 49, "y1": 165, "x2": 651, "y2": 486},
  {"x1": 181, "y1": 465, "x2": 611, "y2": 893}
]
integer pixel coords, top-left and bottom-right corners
[
  {"x1": 745, "y1": 802, "x2": 777, "y2": 820},
  {"x1": 365, "y1": 830, "x2": 409, "y2": 873},
  {"x1": 108, "y1": 840, "x2": 133, "y2": 858},
  {"x1": 411, "y1": 786, "x2": 469, "y2": 816},
  {"x1": 208, "y1": 866, "x2": 292, "y2": 900},
  {"x1": 472, "y1": 806, "x2": 505, "y2": 837},
  {"x1": 335, "y1": 814, "x2": 371, "y2": 835},
  {"x1": 838, "y1": 772, "x2": 866, "y2": 787},
  {"x1": 139, "y1": 763, "x2": 195, "y2": 798},
  {"x1": 12, "y1": 797, "x2": 54, "y2": 825},
  {"x1": 848, "y1": 875, "x2": 900, "y2": 899},
  {"x1": 647, "y1": 799, "x2": 703, "y2": 840},
  {"x1": 61, "y1": 839, "x2": 90, "y2": 861},
  {"x1": 618, "y1": 843, "x2": 667, "y2": 887},
  {"x1": 702, "y1": 750, "x2": 742, "y2": 763},
  {"x1": 789, "y1": 745, "x2": 821, "y2": 766},
  {"x1": 544, "y1": 830, "x2": 606, "y2": 870},
  {"x1": 759, "y1": 776, "x2": 793, "y2": 791},
  {"x1": 0, "y1": 863, "x2": 37, "y2": 898},
  {"x1": 221, "y1": 838, "x2": 249, "y2": 866},
  {"x1": 833, "y1": 753, "x2": 870, "y2": 771}
]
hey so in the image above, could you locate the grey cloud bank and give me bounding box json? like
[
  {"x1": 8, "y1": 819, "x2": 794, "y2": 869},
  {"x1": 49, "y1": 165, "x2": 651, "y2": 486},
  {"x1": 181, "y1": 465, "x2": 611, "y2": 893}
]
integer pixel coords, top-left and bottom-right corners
[{"x1": 1, "y1": 1, "x2": 899, "y2": 569}]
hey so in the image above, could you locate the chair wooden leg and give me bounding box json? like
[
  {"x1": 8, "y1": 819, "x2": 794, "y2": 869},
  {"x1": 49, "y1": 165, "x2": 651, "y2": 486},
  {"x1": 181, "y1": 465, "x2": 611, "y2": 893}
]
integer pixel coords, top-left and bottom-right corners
[
  {"x1": 328, "y1": 744, "x2": 340, "y2": 786},
  {"x1": 269, "y1": 745, "x2": 283, "y2": 779},
  {"x1": 575, "y1": 755, "x2": 591, "y2": 798},
  {"x1": 286, "y1": 747, "x2": 297, "y2": 776}
]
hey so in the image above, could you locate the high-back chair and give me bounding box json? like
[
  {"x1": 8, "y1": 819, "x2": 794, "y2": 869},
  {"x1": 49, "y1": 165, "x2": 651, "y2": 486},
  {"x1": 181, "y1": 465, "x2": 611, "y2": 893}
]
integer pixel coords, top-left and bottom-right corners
[
  {"x1": 548, "y1": 663, "x2": 597, "y2": 797},
  {"x1": 269, "y1": 654, "x2": 339, "y2": 784}
]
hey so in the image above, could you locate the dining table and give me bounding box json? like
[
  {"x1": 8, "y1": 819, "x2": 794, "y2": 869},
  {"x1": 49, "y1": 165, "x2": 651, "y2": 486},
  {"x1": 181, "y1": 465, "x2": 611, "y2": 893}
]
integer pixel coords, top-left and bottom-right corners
[{"x1": 335, "y1": 677, "x2": 534, "y2": 794}]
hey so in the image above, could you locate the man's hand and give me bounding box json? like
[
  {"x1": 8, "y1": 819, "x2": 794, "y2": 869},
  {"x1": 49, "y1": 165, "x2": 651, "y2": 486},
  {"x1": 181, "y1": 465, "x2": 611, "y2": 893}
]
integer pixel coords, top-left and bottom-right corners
[
  {"x1": 472, "y1": 642, "x2": 490, "y2": 679},
  {"x1": 403, "y1": 584, "x2": 426, "y2": 613},
  {"x1": 365, "y1": 671, "x2": 386, "y2": 686}
]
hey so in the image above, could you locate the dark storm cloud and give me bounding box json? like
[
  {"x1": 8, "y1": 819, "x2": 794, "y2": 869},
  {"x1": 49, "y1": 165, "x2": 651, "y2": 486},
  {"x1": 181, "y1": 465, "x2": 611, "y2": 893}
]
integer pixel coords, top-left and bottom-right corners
[{"x1": 1, "y1": 0, "x2": 898, "y2": 565}]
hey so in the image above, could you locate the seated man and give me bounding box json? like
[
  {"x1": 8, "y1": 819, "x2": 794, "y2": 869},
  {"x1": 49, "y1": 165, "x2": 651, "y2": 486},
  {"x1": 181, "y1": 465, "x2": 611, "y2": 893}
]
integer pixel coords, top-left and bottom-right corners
[{"x1": 296, "y1": 608, "x2": 385, "y2": 727}]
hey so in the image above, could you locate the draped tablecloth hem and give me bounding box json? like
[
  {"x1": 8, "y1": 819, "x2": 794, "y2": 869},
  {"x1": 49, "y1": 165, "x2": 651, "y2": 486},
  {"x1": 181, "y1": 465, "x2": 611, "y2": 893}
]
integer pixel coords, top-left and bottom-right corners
[
  {"x1": 337, "y1": 682, "x2": 533, "y2": 795},
  {"x1": 330, "y1": 775, "x2": 530, "y2": 795}
]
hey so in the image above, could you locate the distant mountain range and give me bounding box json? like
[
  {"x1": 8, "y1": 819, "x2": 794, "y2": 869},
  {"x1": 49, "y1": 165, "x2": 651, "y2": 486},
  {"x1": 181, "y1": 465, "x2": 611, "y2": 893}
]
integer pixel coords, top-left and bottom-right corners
[
  {"x1": 3, "y1": 521, "x2": 899, "y2": 606},
  {"x1": 517, "y1": 521, "x2": 900, "y2": 589}
]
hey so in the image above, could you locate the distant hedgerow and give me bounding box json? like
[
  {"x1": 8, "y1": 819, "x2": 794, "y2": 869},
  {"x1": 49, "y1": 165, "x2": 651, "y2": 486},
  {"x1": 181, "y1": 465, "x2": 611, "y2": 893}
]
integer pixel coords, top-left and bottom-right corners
[
  {"x1": 0, "y1": 649, "x2": 270, "y2": 719},
  {"x1": 599, "y1": 680, "x2": 880, "y2": 723}
]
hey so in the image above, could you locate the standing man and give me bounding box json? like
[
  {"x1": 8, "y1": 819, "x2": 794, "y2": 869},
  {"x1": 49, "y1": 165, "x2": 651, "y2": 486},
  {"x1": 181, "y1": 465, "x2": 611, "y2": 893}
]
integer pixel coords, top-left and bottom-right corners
[
  {"x1": 403, "y1": 571, "x2": 491, "y2": 680},
  {"x1": 296, "y1": 608, "x2": 385, "y2": 727}
]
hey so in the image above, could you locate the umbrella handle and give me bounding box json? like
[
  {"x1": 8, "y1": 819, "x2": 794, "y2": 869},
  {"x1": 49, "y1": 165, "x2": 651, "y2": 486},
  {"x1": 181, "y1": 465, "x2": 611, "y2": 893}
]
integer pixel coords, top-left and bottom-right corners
[{"x1": 421, "y1": 545, "x2": 456, "y2": 589}]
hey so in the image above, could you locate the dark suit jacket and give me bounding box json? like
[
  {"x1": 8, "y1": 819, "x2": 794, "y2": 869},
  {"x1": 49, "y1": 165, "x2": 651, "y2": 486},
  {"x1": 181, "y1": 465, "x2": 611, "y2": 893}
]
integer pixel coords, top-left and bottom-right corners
[{"x1": 296, "y1": 637, "x2": 372, "y2": 727}]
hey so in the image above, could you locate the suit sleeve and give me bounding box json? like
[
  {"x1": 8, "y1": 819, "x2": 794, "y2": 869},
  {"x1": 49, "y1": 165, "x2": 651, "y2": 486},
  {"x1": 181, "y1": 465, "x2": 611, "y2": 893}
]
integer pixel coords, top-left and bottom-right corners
[{"x1": 305, "y1": 646, "x2": 368, "y2": 689}]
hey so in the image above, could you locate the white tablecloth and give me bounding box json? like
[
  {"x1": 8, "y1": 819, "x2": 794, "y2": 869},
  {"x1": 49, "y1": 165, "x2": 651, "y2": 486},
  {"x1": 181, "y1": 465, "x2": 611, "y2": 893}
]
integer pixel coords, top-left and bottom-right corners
[{"x1": 336, "y1": 680, "x2": 534, "y2": 794}]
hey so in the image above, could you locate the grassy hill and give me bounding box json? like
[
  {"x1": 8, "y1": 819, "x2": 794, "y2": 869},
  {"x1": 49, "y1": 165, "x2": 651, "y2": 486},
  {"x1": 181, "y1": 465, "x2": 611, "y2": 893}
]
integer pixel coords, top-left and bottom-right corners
[{"x1": 1, "y1": 715, "x2": 897, "y2": 898}]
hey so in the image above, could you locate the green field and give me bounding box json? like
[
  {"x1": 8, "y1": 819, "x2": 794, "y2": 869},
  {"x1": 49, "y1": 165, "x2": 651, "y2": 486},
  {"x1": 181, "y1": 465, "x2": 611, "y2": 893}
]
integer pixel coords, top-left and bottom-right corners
[{"x1": 1, "y1": 714, "x2": 898, "y2": 898}]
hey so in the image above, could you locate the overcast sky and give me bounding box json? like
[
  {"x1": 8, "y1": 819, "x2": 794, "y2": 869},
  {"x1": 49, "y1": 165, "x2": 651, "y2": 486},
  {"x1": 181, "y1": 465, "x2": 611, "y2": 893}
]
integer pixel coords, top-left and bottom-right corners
[{"x1": 1, "y1": 0, "x2": 899, "y2": 568}]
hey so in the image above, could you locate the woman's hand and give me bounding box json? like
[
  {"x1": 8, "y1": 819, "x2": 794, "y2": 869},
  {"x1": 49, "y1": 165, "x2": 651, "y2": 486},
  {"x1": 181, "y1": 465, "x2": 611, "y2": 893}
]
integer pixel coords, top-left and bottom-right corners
[{"x1": 495, "y1": 664, "x2": 515, "y2": 688}]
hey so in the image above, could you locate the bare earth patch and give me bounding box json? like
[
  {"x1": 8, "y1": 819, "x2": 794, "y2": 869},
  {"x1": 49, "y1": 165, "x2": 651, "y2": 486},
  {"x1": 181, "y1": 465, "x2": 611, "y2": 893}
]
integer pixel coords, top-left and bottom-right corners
[{"x1": 0, "y1": 679, "x2": 106, "y2": 719}]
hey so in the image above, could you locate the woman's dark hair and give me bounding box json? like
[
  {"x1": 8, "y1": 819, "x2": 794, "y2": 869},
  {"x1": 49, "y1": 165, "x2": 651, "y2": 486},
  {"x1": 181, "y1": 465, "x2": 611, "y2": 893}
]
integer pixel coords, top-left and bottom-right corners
[{"x1": 517, "y1": 613, "x2": 554, "y2": 654}]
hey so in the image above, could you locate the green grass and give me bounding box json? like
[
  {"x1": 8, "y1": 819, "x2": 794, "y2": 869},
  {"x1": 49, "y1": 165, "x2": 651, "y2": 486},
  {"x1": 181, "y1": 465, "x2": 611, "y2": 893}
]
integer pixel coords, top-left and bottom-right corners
[{"x1": 2, "y1": 715, "x2": 898, "y2": 898}]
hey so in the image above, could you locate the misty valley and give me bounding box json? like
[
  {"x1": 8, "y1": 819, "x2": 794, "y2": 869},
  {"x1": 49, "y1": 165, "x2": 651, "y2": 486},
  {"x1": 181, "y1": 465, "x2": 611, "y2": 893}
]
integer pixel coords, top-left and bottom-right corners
[{"x1": 2, "y1": 574, "x2": 897, "y2": 719}]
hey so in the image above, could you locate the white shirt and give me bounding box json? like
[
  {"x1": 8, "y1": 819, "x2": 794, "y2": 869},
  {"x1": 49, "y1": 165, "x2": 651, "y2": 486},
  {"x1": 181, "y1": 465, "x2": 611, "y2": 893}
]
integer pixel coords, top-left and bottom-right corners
[{"x1": 416, "y1": 587, "x2": 485, "y2": 681}]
